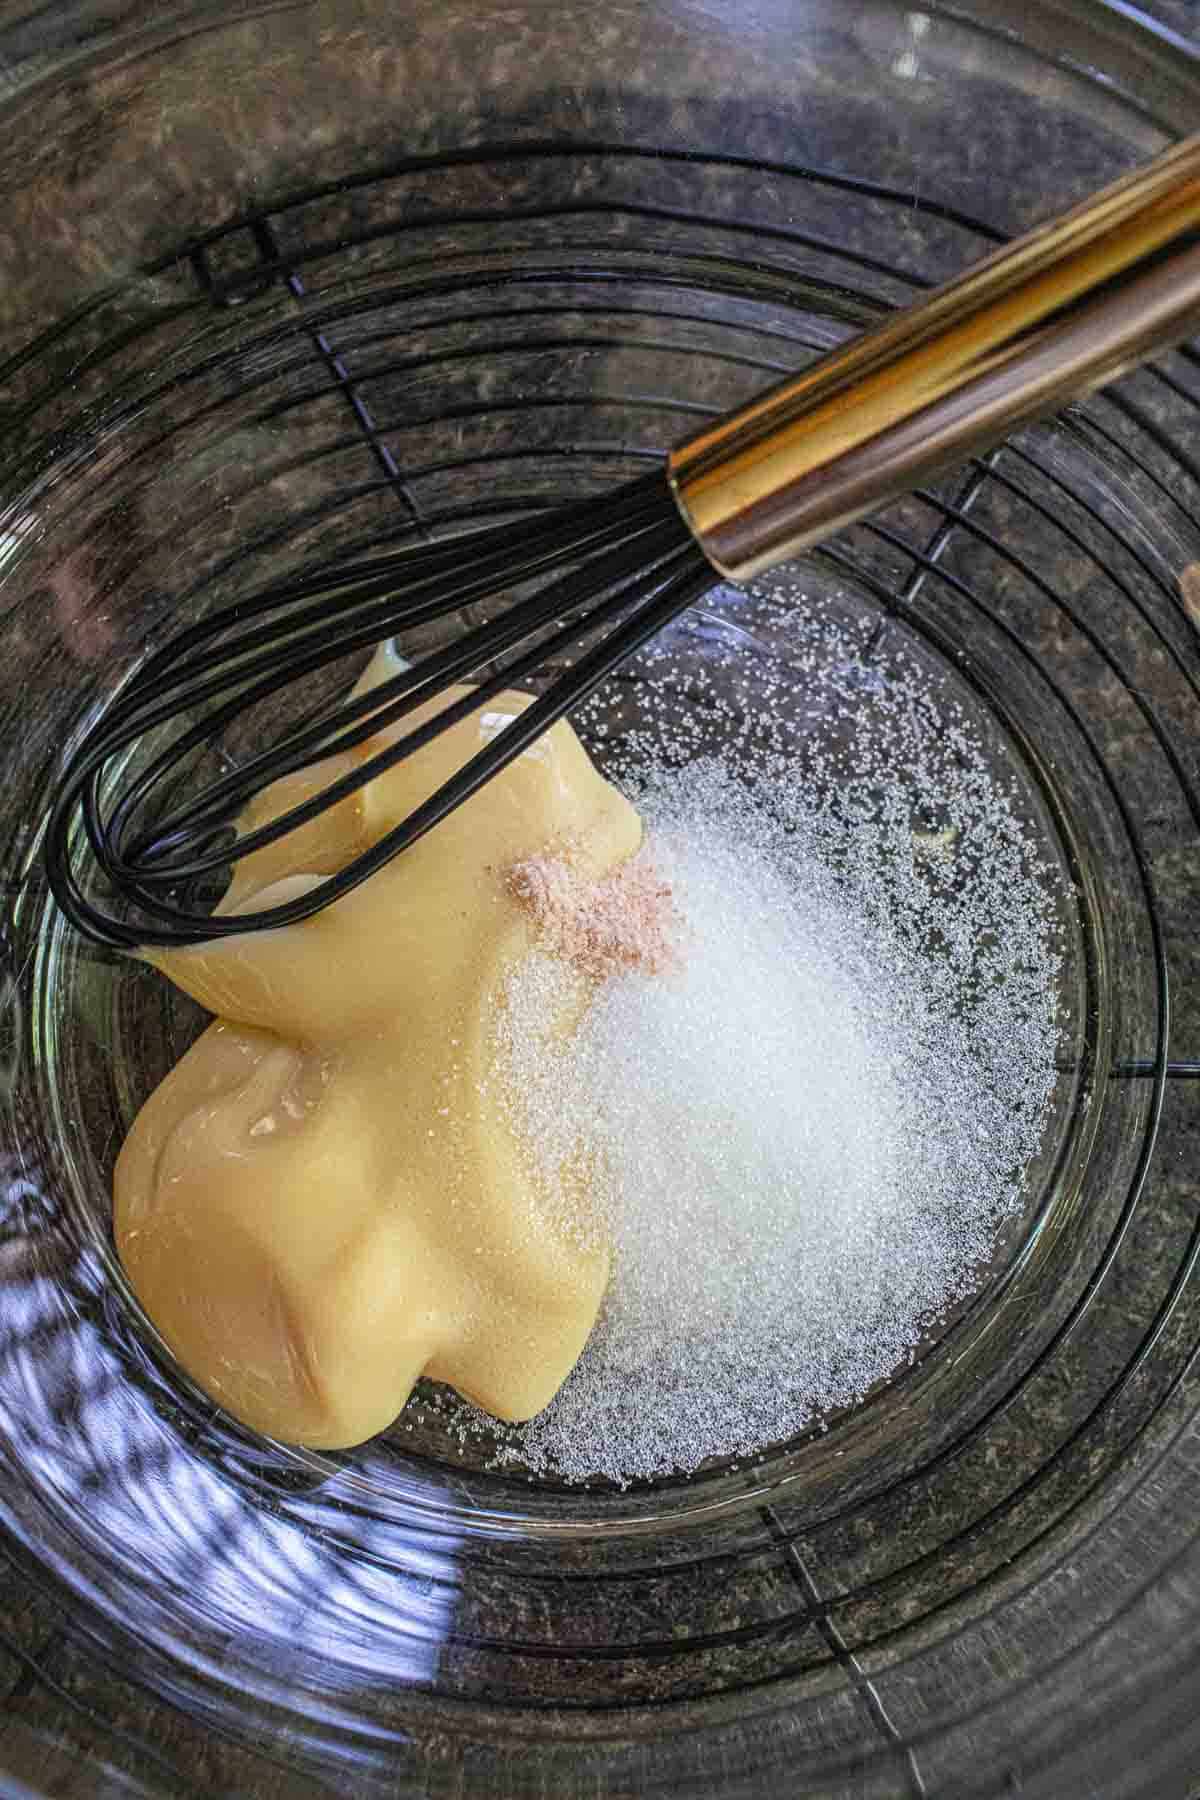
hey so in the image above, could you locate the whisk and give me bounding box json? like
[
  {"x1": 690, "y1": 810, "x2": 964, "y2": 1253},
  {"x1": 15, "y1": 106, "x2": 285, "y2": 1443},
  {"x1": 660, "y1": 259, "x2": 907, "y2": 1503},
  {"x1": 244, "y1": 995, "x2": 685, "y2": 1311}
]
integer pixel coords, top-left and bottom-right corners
[{"x1": 46, "y1": 134, "x2": 1200, "y2": 949}]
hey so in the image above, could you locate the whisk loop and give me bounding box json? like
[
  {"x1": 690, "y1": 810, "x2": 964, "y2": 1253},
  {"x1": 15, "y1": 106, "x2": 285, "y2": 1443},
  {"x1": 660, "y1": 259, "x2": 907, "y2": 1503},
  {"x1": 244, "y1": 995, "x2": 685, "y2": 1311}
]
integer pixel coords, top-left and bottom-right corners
[{"x1": 45, "y1": 477, "x2": 712, "y2": 948}]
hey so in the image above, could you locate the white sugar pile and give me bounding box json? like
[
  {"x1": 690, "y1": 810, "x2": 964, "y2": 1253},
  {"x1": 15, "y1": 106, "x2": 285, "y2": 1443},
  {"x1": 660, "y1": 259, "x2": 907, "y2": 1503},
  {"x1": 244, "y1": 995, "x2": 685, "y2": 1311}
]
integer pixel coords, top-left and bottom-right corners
[{"x1": 456, "y1": 589, "x2": 1062, "y2": 1484}]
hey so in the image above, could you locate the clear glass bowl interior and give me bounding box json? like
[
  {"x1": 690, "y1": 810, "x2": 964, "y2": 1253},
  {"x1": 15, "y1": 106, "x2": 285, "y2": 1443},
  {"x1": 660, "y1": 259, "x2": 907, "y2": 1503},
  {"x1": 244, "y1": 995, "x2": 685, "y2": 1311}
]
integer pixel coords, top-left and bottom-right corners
[{"x1": 1, "y1": 2, "x2": 1200, "y2": 1795}]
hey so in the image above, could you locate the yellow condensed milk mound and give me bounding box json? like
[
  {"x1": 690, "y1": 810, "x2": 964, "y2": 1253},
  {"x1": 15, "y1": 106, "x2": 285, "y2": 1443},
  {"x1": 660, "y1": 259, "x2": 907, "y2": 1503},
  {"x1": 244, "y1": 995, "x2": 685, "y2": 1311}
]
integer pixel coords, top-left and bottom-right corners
[{"x1": 115, "y1": 649, "x2": 642, "y2": 1449}]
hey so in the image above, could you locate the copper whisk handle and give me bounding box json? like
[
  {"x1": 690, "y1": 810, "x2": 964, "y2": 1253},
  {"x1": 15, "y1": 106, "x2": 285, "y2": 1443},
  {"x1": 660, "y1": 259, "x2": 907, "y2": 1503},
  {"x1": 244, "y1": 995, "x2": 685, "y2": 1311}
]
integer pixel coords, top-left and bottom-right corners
[{"x1": 670, "y1": 133, "x2": 1200, "y2": 580}]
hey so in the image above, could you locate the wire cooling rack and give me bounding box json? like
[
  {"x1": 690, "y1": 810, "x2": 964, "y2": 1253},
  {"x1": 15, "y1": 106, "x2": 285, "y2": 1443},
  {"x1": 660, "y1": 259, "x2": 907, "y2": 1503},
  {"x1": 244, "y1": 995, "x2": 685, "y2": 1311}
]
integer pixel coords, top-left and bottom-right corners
[{"x1": 1, "y1": 132, "x2": 1199, "y2": 1800}]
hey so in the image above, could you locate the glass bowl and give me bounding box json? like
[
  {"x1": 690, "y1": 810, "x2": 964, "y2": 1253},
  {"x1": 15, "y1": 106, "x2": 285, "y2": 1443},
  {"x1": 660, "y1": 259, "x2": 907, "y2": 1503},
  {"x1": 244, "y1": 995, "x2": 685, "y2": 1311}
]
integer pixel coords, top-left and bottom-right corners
[{"x1": 2, "y1": 2, "x2": 1200, "y2": 1795}]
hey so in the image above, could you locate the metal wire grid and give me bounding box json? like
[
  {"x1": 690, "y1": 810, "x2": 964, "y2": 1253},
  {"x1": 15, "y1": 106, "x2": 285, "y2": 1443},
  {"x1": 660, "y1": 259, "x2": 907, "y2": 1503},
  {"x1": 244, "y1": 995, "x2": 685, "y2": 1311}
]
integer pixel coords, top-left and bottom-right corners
[{"x1": 0, "y1": 141, "x2": 1199, "y2": 1797}]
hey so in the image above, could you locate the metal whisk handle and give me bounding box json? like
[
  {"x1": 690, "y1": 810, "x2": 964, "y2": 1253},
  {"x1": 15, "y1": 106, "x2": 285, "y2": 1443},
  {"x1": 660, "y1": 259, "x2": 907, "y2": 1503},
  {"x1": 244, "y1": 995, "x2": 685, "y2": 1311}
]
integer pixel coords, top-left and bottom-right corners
[{"x1": 670, "y1": 133, "x2": 1200, "y2": 580}]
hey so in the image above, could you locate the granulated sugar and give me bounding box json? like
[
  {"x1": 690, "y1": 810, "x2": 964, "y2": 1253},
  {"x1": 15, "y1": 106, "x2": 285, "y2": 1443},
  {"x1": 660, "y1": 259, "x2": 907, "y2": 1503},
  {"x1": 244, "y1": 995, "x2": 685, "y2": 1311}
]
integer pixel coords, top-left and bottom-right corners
[{"x1": 455, "y1": 586, "x2": 1063, "y2": 1485}]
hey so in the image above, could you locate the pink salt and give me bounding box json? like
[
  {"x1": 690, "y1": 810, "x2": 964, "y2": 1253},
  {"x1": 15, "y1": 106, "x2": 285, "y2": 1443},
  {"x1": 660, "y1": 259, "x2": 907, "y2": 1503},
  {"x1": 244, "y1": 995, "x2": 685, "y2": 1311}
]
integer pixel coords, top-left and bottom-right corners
[{"x1": 507, "y1": 851, "x2": 681, "y2": 980}]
